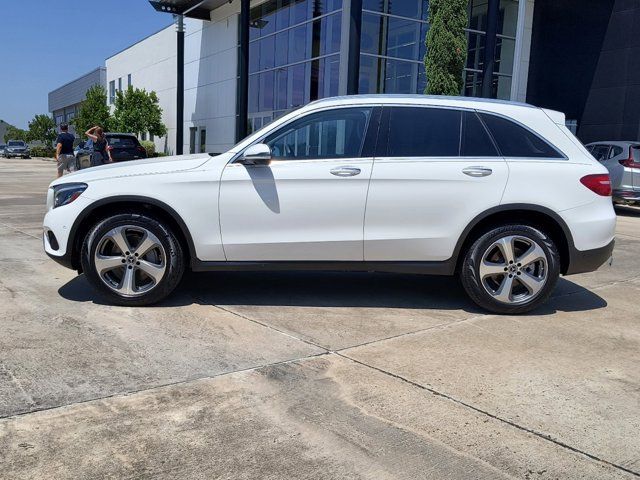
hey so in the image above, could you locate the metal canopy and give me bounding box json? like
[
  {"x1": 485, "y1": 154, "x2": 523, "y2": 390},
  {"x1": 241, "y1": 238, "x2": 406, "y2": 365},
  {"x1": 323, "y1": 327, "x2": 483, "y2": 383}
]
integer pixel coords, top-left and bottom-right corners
[{"x1": 148, "y1": 0, "x2": 229, "y2": 20}]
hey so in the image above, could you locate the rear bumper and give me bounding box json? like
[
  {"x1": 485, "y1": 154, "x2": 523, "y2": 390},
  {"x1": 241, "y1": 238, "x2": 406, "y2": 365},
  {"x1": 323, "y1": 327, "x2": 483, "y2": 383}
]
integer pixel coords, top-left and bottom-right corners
[
  {"x1": 613, "y1": 188, "x2": 640, "y2": 203},
  {"x1": 565, "y1": 239, "x2": 615, "y2": 275}
]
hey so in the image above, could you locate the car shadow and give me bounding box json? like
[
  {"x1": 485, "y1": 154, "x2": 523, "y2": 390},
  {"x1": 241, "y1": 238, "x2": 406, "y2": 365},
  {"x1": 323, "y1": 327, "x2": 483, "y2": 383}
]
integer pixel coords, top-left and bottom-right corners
[{"x1": 58, "y1": 270, "x2": 607, "y2": 315}]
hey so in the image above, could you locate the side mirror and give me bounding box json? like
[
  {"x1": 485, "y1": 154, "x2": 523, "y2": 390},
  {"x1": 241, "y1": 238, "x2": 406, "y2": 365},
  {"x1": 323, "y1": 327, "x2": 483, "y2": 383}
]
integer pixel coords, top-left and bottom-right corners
[{"x1": 238, "y1": 143, "x2": 271, "y2": 165}]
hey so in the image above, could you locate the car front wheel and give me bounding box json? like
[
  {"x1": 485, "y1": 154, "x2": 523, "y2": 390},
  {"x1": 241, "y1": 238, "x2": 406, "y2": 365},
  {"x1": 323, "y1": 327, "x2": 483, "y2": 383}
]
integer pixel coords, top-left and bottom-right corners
[
  {"x1": 81, "y1": 213, "x2": 185, "y2": 306},
  {"x1": 460, "y1": 225, "x2": 560, "y2": 314}
]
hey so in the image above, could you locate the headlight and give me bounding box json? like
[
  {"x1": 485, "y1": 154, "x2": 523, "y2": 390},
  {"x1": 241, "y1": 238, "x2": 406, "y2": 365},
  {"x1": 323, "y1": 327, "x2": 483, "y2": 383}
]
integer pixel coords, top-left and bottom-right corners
[{"x1": 53, "y1": 183, "x2": 87, "y2": 208}]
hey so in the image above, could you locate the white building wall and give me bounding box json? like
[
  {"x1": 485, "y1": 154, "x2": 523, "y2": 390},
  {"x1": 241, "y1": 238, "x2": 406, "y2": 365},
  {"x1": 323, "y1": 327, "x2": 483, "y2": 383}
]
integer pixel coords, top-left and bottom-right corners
[
  {"x1": 511, "y1": 0, "x2": 535, "y2": 103},
  {"x1": 106, "y1": 26, "x2": 177, "y2": 154},
  {"x1": 183, "y1": 1, "x2": 240, "y2": 154},
  {"x1": 105, "y1": 1, "x2": 240, "y2": 156}
]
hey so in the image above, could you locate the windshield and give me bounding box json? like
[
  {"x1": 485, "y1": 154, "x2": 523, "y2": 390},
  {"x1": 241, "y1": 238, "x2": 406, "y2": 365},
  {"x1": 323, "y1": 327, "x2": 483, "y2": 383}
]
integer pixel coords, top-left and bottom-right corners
[{"x1": 8, "y1": 141, "x2": 25, "y2": 147}]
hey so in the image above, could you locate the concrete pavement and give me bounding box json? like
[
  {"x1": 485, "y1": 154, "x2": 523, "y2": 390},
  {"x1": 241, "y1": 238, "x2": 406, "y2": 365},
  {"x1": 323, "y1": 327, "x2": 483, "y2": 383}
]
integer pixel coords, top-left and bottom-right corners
[{"x1": 0, "y1": 158, "x2": 638, "y2": 479}]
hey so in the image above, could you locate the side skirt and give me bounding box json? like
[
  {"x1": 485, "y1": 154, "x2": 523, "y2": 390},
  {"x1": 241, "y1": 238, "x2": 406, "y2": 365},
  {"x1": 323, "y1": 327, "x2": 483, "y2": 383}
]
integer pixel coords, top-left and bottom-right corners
[{"x1": 190, "y1": 260, "x2": 456, "y2": 276}]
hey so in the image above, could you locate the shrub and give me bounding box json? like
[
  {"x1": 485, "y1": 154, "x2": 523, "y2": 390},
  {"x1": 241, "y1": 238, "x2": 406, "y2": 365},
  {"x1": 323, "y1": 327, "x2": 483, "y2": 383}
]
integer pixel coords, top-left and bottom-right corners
[
  {"x1": 30, "y1": 146, "x2": 56, "y2": 158},
  {"x1": 140, "y1": 140, "x2": 156, "y2": 157}
]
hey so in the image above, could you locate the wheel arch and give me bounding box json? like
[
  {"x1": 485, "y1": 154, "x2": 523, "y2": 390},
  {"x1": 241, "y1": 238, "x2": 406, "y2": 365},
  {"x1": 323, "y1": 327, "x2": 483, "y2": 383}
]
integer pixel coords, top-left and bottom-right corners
[
  {"x1": 68, "y1": 196, "x2": 197, "y2": 272},
  {"x1": 453, "y1": 204, "x2": 574, "y2": 275}
]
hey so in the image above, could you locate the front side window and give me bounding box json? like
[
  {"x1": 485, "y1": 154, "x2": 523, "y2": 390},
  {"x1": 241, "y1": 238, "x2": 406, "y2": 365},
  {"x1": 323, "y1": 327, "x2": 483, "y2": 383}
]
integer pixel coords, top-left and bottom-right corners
[
  {"x1": 264, "y1": 107, "x2": 372, "y2": 160},
  {"x1": 386, "y1": 107, "x2": 461, "y2": 157},
  {"x1": 479, "y1": 113, "x2": 564, "y2": 158}
]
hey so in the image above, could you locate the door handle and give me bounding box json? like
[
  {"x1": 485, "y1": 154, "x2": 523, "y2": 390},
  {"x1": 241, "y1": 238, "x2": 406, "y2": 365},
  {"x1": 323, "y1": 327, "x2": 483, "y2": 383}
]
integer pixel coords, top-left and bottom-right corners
[
  {"x1": 462, "y1": 166, "x2": 493, "y2": 177},
  {"x1": 330, "y1": 166, "x2": 361, "y2": 177}
]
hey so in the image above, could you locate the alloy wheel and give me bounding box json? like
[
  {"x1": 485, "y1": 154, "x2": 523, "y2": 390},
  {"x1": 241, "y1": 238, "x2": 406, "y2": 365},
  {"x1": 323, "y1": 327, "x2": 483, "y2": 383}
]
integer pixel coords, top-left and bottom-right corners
[
  {"x1": 94, "y1": 225, "x2": 166, "y2": 297},
  {"x1": 479, "y1": 235, "x2": 548, "y2": 305}
]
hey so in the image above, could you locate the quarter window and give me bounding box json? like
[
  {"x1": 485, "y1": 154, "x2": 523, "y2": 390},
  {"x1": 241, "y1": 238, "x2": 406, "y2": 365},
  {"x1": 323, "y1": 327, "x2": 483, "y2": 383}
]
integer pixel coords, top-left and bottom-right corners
[
  {"x1": 386, "y1": 107, "x2": 461, "y2": 157},
  {"x1": 461, "y1": 111, "x2": 499, "y2": 157},
  {"x1": 264, "y1": 108, "x2": 372, "y2": 159},
  {"x1": 479, "y1": 113, "x2": 563, "y2": 158}
]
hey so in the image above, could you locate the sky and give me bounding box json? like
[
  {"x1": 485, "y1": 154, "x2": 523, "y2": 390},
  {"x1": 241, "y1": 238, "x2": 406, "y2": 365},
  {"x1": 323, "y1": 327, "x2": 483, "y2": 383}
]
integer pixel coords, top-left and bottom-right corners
[{"x1": 0, "y1": 0, "x2": 172, "y2": 129}]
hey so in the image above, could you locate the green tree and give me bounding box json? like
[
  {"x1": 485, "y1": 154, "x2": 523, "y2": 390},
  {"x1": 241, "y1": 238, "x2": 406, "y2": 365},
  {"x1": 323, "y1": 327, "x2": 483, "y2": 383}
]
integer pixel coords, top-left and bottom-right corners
[
  {"x1": 27, "y1": 114, "x2": 57, "y2": 145},
  {"x1": 424, "y1": 0, "x2": 468, "y2": 95},
  {"x1": 71, "y1": 85, "x2": 113, "y2": 134},
  {"x1": 4, "y1": 125, "x2": 28, "y2": 143},
  {"x1": 112, "y1": 87, "x2": 167, "y2": 138}
]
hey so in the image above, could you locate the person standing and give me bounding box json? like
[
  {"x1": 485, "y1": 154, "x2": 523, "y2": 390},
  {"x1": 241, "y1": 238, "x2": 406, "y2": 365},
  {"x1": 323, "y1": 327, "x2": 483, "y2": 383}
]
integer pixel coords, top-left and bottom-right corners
[
  {"x1": 55, "y1": 124, "x2": 76, "y2": 178},
  {"x1": 85, "y1": 126, "x2": 112, "y2": 167}
]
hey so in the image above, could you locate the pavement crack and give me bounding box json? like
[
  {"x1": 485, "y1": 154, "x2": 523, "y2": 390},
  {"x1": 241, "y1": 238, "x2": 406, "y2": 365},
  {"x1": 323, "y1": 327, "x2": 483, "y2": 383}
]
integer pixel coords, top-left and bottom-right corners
[
  {"x1": 0, "y1": 351, "x2": 330, "y2": 422},
  {"x1": 0, "y1": 221, "x2": 40, "y2": 240},
  {"x1": 0, "y1": 364, "x2": 36, "y2": 408},
  {"x1": 336, "y1": 352, "x2": 640, "y2": 478}
]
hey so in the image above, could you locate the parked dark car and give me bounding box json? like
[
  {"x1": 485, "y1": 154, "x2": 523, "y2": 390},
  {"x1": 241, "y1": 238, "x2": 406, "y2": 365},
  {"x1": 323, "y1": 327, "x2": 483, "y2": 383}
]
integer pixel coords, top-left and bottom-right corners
[
  {"x1": 4, "y1": 140, "x2": 30, "y2": 159},
  {"x1": 75, "y1": 133, "x2": 147, "y2": 169}
]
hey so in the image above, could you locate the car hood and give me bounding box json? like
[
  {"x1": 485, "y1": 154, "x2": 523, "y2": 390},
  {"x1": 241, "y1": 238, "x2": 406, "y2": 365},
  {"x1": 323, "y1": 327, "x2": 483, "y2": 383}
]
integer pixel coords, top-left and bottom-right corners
[{"x1": 50, "y1": 153, "x2": 213, "y2": 187}]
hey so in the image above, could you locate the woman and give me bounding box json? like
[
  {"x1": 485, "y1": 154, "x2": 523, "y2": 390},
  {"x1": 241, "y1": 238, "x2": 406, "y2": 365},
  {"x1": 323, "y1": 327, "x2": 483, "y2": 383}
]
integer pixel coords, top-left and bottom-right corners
[{"x1": 85, "y1": 126, "x2": 112, "y2": 167}]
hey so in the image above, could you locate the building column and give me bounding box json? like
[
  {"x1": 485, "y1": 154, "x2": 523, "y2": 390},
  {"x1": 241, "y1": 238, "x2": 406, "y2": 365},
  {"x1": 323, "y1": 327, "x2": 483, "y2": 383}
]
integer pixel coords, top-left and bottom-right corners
[
  {"x1": 510, "y1": 0, "x2": 535, "y2": 102},
  {"x1": 339, "y1": 0, "x2": 363, "y2": 95},
  {"x1": 236, "y1": 0, "x2": 250, "y2": 142},
  {"x1": 481, "y1": 0, "x2": 500, "y2": 98},
  {"x1": 176, "y1": 14, "x2": 185, "y2": 155}
]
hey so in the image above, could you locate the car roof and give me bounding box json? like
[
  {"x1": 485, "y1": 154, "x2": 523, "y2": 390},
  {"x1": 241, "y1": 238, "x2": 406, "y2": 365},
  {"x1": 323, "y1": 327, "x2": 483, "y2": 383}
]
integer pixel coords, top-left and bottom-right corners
[
  {"x1": 106, "y1": 132, "x2": 137, "y2": 137},
  {"x1": 305, "y1": 94, "x2": 538, "y2": 111},
  {"x1": 586, "y1": 141, "x2": 640, "y2": 147}
]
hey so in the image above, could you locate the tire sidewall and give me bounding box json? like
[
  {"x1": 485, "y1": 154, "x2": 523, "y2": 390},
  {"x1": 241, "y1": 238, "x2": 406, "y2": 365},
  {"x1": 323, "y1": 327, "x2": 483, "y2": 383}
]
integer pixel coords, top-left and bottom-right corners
[
  {"x1": 81, "y1": 213, "x2": 185, "y2": 306},
  {"x1": 461, "y1": 225, "x2": 560, "y2": 314}
]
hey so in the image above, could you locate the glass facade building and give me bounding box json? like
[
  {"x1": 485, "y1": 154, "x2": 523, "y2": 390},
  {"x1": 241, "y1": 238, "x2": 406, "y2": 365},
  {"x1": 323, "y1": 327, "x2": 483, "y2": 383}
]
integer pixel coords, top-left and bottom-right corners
[
  {"x1": 248, "y1": 0, "x2": 343, "y2": 132},
  {"x1": 247, "y1": 0, "x2": 521, "y2": 132}
]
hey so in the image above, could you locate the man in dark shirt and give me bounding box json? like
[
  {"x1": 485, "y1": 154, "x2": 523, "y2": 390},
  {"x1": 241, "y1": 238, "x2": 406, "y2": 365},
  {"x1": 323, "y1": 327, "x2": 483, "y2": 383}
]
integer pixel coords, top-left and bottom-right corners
[{"x1": 56, "y1": 124, "x2": 76, "y2": 177}]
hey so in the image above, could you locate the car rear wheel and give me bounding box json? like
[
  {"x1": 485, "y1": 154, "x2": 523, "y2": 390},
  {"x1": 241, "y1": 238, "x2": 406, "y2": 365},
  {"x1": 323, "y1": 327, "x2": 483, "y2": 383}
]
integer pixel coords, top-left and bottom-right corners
[
  {"x1": 81, "y1": 213, "x2": 185, "y2": 306},
  {"x1": 460, "y1": 225, "x2": 560, "y2": 314}
]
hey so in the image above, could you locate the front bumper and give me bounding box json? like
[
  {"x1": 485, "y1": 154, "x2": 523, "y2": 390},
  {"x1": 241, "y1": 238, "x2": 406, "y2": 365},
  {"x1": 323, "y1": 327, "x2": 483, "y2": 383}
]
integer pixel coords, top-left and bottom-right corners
[
  {"x1": 565, "y1": 239, "x2": 615, "y2": 275},
  {"x1": 6, "y1": 150, "x2": 29, "y2": 156}
]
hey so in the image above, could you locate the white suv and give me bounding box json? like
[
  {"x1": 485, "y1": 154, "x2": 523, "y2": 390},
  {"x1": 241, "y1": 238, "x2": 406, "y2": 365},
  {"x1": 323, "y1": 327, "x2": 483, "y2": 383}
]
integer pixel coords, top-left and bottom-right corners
[{"x1": 43, "y1": 95, "x2": 616, "y2": 314}]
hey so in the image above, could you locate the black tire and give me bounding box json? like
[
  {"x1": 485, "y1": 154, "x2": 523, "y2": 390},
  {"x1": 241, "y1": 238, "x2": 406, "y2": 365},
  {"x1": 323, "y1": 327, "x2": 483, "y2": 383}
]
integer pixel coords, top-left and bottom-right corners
[
  {"x1": 81, "y1": 213, "x2": 185, "y2": 306},
  {"x1": 460, "y1": 224, "x2": 560, "y2": 314}
]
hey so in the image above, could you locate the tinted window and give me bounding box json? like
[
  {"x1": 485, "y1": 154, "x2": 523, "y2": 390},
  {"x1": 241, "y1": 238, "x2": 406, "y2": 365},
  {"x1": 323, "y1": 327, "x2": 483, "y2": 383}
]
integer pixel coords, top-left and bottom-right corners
[
  {"x1": 609, "y1": 145, "x2": 623, "y2": 158},
  {"x1": 461, "y1": 111, "x2": 499, "y2": 156},
  {"x1": 589, "y1": 144, "x2": 610, "y2": 162},
  {"x1": 479, "y1": 113, "x2": 563, "y2": 158},
  {"x1": 107, "y1": 136, "x2": 138, "y2": 148},
  {"x1": 632, "y1": 146, "x2": 640, "y2": 162},
  {"x1": 265, "y1": 107, "x2": 372, "y2": 159},
  {"x1": 387, "y1": 107, "x2": 461, "y2": 157}
]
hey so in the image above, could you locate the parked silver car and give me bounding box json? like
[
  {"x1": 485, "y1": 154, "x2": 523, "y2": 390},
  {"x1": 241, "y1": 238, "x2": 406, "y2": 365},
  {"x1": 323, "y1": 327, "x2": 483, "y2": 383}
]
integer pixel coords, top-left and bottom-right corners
[{"x1": 586, "y1": 141, "x2": 640, "y2": 205}]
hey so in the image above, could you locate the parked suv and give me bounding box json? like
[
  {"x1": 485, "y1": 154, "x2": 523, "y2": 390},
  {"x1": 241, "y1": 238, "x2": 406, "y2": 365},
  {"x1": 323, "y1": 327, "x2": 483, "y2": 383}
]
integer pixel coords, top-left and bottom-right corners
[
  {"x1": 5, "y1": 140, "x2": 30, "y2": 158},
  {"x1": 75, "y1": 133, "x2": 147, "y2": 169},
  {"x1": 585, "y1": 141, "x2": 640, "y2": 205},
  {"x1": 43, "y1": 95, "x2": 616, "y2": 314}
]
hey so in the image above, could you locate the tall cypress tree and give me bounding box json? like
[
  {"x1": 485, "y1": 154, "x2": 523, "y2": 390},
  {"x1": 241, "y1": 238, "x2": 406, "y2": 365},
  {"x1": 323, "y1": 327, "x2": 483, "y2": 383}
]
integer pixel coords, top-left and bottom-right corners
[{"x1": 424, "y1": 0, "x2": 468, "y2": 95}]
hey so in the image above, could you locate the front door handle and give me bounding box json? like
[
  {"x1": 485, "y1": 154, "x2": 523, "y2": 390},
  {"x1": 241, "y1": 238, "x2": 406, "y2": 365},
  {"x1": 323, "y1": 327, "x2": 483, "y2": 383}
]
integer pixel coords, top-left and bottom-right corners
[
  {"x1": 330, "y1": 166, "x2": 361, "y2": 177},
  {"x1": 462, "y1": 166, "x2": 493, "y2": 177}
]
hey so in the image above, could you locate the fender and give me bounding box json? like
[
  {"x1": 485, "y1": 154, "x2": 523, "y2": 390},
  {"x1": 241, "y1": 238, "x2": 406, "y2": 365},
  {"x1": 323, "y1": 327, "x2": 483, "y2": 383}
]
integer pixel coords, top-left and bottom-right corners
[
  {"x1": 450, "y1": 203, "x2": 576, "y2": 270},
  {"x1": 66, "y1": 195, "x2": 198, "y2": 269}
]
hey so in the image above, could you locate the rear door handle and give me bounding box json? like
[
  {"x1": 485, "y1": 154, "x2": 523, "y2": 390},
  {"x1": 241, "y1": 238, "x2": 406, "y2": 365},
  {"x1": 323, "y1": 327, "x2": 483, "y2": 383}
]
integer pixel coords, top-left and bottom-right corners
[
  {"x1": 462, "y1": 166, "x2": 493, "y2": 177},
  {"x1": 330, "y1": 166, "x2": 361, "y2": 177}
]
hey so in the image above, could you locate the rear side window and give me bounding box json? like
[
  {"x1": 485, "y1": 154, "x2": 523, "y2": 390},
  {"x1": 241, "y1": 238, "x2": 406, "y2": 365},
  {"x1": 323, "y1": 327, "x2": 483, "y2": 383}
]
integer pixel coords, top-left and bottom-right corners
[
  {"x1": 386, "y1": 107, "x2": 461, "y2": 157},
  {"x1": 589, "y1": 144, "x2": 610, "y2": 161},
  {"x1": 461, "y1": 111, "x2": 499, "y2": 156},
  {"x1": 632, "y1": 146, "x2": 640, "y2": 162},
  {"x1": 608, "y1": 146, "x2": 623, "y2": 158},
  {"x1": 479, "y1": 113, "x2": 564, "y2": 158}
]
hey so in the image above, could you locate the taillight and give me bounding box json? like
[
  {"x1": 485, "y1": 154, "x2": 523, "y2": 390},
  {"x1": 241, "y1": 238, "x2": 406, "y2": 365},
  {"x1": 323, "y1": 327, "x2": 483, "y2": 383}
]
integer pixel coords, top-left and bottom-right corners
[
  {"x1": 107, "y1": 145, "x2": 114, "y2": 151},
  {"x1": 580, "y1": 174, "x2": 612, "y2": 196},
  {"x1": 137, "y1": 146, "x2": 146, "y2": 152},
  {"x1": 619, "y1": 147, "x2": 640, "y2": 169}
]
